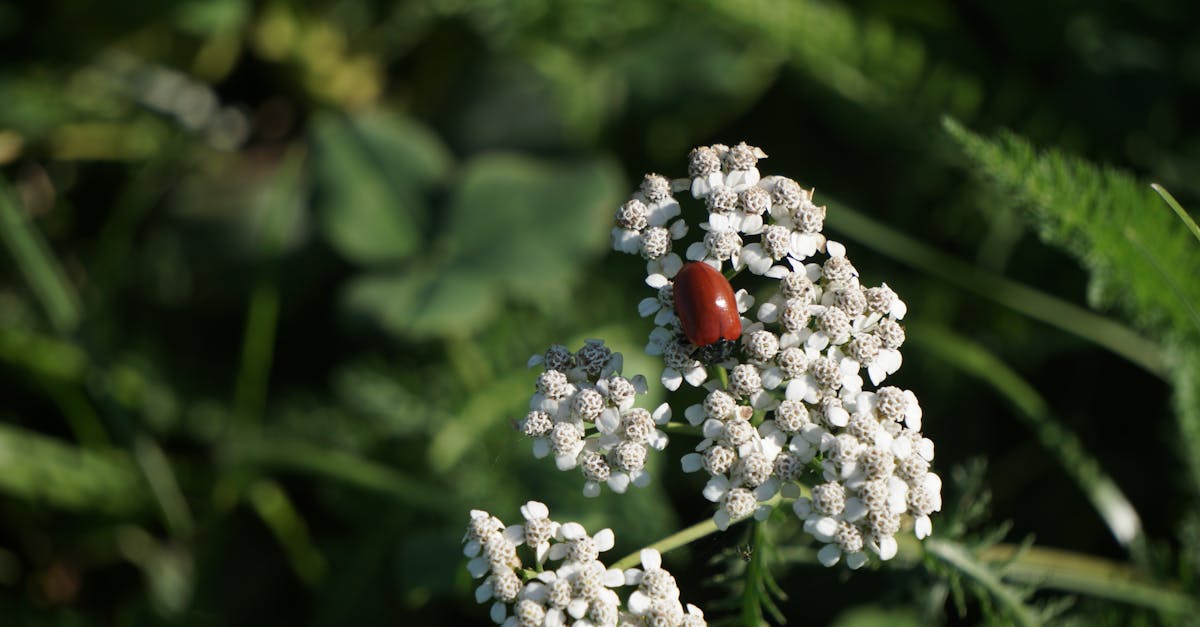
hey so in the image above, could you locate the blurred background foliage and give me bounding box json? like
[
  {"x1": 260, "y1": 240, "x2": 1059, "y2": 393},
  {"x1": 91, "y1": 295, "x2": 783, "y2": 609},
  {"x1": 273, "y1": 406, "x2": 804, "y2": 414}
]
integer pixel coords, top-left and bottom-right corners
[{"x1": 0, "y1": 0, "x2": 1198, "y2": 624}]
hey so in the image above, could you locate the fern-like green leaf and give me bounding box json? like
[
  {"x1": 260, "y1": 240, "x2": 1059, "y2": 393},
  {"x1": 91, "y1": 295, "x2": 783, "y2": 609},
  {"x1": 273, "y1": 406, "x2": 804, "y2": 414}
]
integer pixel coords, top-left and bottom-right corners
[{"x1": 944, "y1": 118, "x2": 1200, "y2": 496}]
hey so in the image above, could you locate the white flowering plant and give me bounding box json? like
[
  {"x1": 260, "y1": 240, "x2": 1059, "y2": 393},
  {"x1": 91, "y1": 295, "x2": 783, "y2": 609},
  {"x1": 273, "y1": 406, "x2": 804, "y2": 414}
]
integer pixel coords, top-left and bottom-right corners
[{"x1": 464, "y1": 142, "x2": 947, "y2": 625}]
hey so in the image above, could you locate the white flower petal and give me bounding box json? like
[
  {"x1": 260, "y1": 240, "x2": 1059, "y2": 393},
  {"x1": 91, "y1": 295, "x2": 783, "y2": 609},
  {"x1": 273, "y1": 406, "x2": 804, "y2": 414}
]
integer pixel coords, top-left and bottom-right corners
[
  {"x1": 915, "y1": 515, "x2": 933, "y2": 539},
  {"x1": 662, "y1": 368, "x2": 683, "y2": 391},
  {"x1": 703, "y1": 476, "x2": 730, "y2": 502},
  {"x1": 757, "y1": 301, "x2": 780, "y2": 323},
  {"x1": 646, "y1": 273, "x2": 669, "y2": 289},
  {"x1": 682, "y1": 365, "x2": 708, "y2": 387},
  {"x1": 638, "y1": 297, "x2": 661, "y2": 317},
  {"x1": 843, "y1": 497, "x2": 868, "y2": 522},
  {"x1": 877, "y1": 536, "x2": 899, "y2": 560},
  {"x1": 668, "y1": 217, "x2": 688, "y2": 238},
  {"x1": 846, "y1": 552, "x2": 868, "y2": 570},
  {"x1": 467, "y1": 557, "x2": 490, "y2": 579},
  {"x1": 811, "y1": 516, "x2": 838, "y2": 541},
  {"x1": 628, "y1": 590, "x2": 652, "y2": 614},
  {"x1": 594, "y1": 528, "x2": 615, "y2": 551},
  {"x1": 817, "y1": 544, "x2": 842, "y2": 567},
  {"x1": 660, "y1": 253, "x2": 683, "y2": 277},
  {"x1": 490, "y1": 601, "x2": 507, "y2": 624}
]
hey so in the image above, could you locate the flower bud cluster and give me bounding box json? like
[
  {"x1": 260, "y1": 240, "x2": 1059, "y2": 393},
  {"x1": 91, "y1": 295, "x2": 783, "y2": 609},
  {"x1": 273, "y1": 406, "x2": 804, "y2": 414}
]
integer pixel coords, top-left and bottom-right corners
[
  {"x1": 523, "y1": 340, "x2": 673, "y2": 497},
  {"x1": 679, "y1": 389, "x2": 783, "y2": 530},
  {"x1": 612, "y1": 142, "x2": 941, "y2": 567},
  {"x1": 464, "y1": 502, "x2": 707, "y2": 626}
]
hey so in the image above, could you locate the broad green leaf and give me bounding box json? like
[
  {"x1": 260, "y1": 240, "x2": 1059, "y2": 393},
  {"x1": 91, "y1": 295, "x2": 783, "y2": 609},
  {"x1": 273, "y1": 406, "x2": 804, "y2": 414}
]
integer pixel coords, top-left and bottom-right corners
[
  {"x1": 344, "y1": 153, "x2": 623, "y2": 339},
  {"x1": 0, "y1": 424, "x2": 147, "y2": 515},
  {"x1": 441, "y1": 153, "x2": 622, "y2": 303},
  {"x1": 344, "y1": 268, "x2": 497, "y2": 339},
  {"x1": 310, "y1": 111, "x2": 451, "y2": 265}
]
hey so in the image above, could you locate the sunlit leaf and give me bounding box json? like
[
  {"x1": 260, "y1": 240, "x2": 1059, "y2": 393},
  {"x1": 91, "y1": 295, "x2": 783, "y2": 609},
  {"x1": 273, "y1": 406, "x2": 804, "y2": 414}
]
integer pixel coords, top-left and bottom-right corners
[
  {"x1": 344, "y1": 153, "x2": 623, "y2": 338},
  {"x1": 310, "y1": 110, "x2": 451, "y2": 264}
]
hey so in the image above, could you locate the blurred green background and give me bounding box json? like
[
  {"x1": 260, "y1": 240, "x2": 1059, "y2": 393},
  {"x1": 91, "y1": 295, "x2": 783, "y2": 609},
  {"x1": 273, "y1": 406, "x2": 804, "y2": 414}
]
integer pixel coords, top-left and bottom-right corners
[{"x1": 1, "y1": 0, "x2": 1199, "y2": 625}]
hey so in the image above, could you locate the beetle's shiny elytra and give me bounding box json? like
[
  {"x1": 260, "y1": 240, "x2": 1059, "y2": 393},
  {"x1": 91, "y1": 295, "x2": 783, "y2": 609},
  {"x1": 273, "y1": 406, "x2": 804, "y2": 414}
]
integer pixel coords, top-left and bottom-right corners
[{"x1": 673, "y1": 262, "x2": 742, "y2": 347}]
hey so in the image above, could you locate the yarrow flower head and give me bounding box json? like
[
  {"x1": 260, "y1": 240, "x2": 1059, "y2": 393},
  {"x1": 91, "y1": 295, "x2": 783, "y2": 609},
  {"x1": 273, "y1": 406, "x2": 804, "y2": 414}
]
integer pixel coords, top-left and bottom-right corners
[
  {"x1": 522, "y1": 340, "x2": 672, "y2": 497},
  {"x1": 609, "y1": 141, "x2": 940, "y2": 566},
  {"x1": 463, "y1": 503, "x2": 708, "y2": 626}
]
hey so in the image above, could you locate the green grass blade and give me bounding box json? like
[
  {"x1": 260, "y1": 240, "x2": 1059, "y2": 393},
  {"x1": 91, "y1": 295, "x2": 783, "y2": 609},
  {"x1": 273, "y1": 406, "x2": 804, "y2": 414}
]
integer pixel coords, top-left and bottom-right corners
[
  {"x1": 1151, "y1": 183, "x2": 1200, "y2": 245},
  {"x1": 913, "y1": 325, "x2": 1149, "y2": 563},
  {"x1": 247, "y1": 479, "x2": 327, "y2": 584},
  {"x1": 0, "y1": 177, "x2": 81, "y2": 333},
  {"x1": 133, "y1": 436, "x2": 195, "y2": 540},
  {"x1": 232, "y1": 148, "x2": 304, "y2": 428}
]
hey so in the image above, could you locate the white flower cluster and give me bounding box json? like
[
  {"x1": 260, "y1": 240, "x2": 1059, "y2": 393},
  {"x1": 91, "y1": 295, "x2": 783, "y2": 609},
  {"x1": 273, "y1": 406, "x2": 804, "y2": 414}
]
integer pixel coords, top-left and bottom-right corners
[
  {"x1": 464, "y1": 502, "x2": 708, "y2": 627},
  {"x1": 522, "y1": 341, "x2": 672, "y2": 497},
  {"x1": 613, "y1": 141, "x2": 942, "y2": 567}
]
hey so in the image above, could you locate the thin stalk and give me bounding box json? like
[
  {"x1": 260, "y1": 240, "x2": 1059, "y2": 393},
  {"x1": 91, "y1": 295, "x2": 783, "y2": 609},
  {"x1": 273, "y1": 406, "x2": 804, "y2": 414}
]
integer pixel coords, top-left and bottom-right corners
[
  {"x1": 0, "y1": 178, "x2": 81, "y2": 334},
  {"x1": 923, "y1": 539, "x2": 1042, "y2": 627},
  {"x1": 231, "y1": 148, "x2": 302, "y2": 428},
  {"x1": 611, "y1": 518, "x2": 721, "y2": 571},
  {"x1": 133, "y1": 436, "x2": 194, "y2": 540},
  {"x1": 912, "y1": 325, "x2": 1149, "y2": 564},
  {"x1": 247, "y1": 479, "x2": 326, "y2": 584},
  {"x1": 660, "y1": 422, "x2": 702, "y2": 436},
  {"x1": 823, "y1": 202, "x2": 1167, "y2": 378},
  {"x1": 1152, "y1": 183, "x2": 1200, "y2": 245},
  {"x1": 611, "y1": 496, "x2": 783, "y2": 570}
]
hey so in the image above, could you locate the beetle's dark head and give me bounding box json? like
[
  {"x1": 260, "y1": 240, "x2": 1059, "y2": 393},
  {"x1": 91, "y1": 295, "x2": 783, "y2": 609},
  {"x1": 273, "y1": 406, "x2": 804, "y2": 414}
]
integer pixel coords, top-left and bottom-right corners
[{"x1": 694, "y1": 338, "x2": 738, "y2": 365}]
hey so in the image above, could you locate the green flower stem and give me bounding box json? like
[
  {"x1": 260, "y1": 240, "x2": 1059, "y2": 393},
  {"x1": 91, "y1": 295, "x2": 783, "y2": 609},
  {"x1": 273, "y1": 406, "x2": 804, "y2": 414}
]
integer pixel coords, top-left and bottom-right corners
[
  {"x1": 714, "y1": 365, "x2": 729, "y2": 389},
  {"x1": 612, "y1": 496, "x2": 784, "y2": 570},
  {"x1": 611, "y1": 518, "x2": 722, "y2": 571},
  {"x1": 660, "y1": 421, "x2": 702, "y2": 436}
]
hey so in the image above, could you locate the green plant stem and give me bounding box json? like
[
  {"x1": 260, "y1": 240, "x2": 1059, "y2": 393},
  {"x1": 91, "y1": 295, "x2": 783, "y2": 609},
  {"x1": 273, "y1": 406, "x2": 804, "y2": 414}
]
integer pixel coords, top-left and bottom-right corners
[
  {"x1": 232, "y1": 149, "x2": 302, "y2": 429},
  {"x1": 1152, "y1": 183, "x2": 1200, "y2": 245},
  {"x1": 924, "y1": 538, "x2": 1042, "y2": 627},
  {"x1": 611, "y1": 496, "x2": 784, "y2": 570},
  {"x1": 0, "y1": 178, "x2": 81, "y2": 334},
  {"x1": 823, "y1": 201, "x2": 1168, "y2": 379},
  {"x1": 247, "y1": 479, "x2": 326, "y2": 584},
  {"x1": 660, "y1": 422, "x2": 702, "y2": 436},
  {"x1": 133, "y1": 436, "x2": 195, "y2": 540},
  {"x1": 611, "y1": 517, "x2": 722, "y2": 571}
]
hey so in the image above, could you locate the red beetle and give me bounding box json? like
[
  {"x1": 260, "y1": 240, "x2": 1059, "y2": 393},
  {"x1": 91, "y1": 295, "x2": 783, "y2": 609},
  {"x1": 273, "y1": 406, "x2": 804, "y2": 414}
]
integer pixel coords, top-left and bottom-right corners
[{"x1": 673, "y1": 262, "x2": 742, "y2": 346}]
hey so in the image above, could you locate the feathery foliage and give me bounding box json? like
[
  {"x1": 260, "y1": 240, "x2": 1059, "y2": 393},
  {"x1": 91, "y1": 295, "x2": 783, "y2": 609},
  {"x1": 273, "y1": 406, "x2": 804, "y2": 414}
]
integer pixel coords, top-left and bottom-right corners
[{"x1": 944, "y1": 118, "x2": 1200, "y2": 499}]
